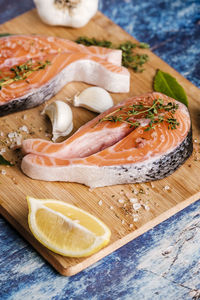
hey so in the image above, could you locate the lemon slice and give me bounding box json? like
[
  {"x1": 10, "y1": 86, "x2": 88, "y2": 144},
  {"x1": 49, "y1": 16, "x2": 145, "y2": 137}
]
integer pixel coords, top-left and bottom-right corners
[{"x1": 27, "y1": 196, "x2": 111, "y2": 257}]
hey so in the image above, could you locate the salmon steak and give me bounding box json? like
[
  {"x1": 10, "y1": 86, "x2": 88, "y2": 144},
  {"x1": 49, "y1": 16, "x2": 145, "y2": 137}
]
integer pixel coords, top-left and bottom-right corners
[
  {"x1": 0, "y1": 35, "x2": 129, "y2": 116},
  {"x1": 21, "y1": 92, "x2": 193, "y2": 188}
]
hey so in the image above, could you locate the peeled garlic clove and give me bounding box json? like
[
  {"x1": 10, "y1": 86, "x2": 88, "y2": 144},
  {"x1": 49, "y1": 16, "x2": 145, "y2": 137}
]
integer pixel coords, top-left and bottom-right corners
[
  {"x1": 44, "y1": 100, "x2": 73, "y2": 142},
  {"x1": 73, "y1": 87, "x2": 114, "y2": 113}
]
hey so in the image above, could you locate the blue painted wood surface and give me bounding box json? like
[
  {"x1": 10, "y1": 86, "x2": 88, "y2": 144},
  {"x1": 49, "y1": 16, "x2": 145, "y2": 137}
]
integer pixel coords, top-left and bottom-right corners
[{"x1": 0, "y1": 0, "x2": 200, "y2": 299}]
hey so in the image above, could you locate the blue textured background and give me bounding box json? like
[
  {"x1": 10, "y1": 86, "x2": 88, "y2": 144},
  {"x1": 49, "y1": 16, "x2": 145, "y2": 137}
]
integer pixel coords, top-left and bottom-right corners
[{"x1": 0, "y1": 0, "x2": 200, "y2": 299}]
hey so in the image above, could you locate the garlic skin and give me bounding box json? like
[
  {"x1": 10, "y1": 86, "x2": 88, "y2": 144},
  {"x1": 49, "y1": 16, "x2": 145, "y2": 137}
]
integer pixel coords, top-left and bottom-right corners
[
  {"x1": 73, "y1": 87, "x2": 114, "y2": 113},
  {"x1": 44, "y1": 100, "x2": 73, "y2": 142},
  {"x1": 34, "y1": 0, "x2": 98, "y2": 28}
]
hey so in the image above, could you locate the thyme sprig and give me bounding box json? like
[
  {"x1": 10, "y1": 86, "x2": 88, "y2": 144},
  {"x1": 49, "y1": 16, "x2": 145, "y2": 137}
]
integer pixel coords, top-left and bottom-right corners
[
  {"x1": 0, "y1": 59, "x2": 51, "y2": 90},
  {"x1": 99, "y1": 98, "x2": 180, "y2": 131},
  {"x1": 75, "y1": 37, "x2": 149, "y2": 73}
]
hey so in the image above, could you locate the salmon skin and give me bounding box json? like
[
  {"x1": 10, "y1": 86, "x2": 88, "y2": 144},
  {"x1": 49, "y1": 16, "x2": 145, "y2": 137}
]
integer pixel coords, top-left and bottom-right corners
[
  {"x1": 21, "y1": 92, "x2": 193, "y2": 188},
  {"x1": 0, "y1": 35, "x2": 129, "y2": 116}
]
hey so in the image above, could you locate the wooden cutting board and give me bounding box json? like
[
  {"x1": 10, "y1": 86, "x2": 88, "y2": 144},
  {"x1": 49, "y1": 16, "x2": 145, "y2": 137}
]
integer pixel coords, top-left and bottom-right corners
[{"x1": 0, "y1": 9, "x2": 200, "y2": 276}]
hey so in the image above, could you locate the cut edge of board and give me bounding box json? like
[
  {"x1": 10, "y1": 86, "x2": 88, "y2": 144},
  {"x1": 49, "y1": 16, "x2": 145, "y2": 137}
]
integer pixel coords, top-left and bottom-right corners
[{"x1": 1, "y1": 190, "x2": 200, "y2": 276}]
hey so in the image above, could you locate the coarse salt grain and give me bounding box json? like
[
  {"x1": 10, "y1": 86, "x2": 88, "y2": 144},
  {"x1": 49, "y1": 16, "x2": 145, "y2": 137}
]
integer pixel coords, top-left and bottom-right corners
[
  {"x1": 129, "y1": 197, "x2": 138, "y2": 203},
  {"x1": 19, "y1": 125, "x2": 29, "y2": 133},
  {"x1": 118, "y1": 198, "x2": 125, "y2": 204},
  {"x1": 0, "y1": 132, "x2": 4, "y2": 137},
  {"x1": 1, "y1": 169, "x2": 6, "y2": 175},
  {"x1": 163, "y1": 185, "x2": 170, "y2": 191},
  {"x1": 121, "y1": 220, "x2": 125, "y2": 225},
  {"x1": 110, "y1": 206, "x2": 114, "y2": 210},
  {"x1": 7, "y1": 131, "x2": 23, "y2": 148},
  {"x1": 133, "y1": 216, "x2": 139, "y2": 222},
  {"x1": 98, "y1": 200, "x2": 103, "y2": 206},
  {"x1": 150, "y1": 182, "x2": 155, "y2": 188},
  {"x1": 0, "y1": 148, "x2": 6, "y2": 154},
  {"x1": 144, "y1": 205, "x2": 150, "y2": 211},
  {"x1": 8, "y1": 132, "x2": 16, "y2": 139},
  {"x1": 129, "y1": 224, "x2": 133, "y2": 228},
  {"x1": 133, "y1": 203, "x2": 141, "y2": 210}
]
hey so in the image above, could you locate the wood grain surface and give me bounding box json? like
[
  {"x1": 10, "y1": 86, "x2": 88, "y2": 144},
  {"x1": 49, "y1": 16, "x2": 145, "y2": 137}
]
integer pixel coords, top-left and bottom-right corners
[{"x1": 0, "y1": 9, "x2": 200, "y2": 276}]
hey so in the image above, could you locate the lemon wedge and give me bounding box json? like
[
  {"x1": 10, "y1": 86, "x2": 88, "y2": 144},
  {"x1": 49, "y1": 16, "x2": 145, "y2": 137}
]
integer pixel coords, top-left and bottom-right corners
[{"x1": 27, "y1": 196, "x2": 111, "y2": 257}]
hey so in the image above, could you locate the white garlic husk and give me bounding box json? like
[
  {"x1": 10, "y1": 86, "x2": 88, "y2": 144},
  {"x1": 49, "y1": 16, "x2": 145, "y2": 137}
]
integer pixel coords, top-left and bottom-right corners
[
  {"x1": 73, "y1": 87, "x2": 114, "y2": 113},
  {"x1": 34, "y1": 0, "x2": 98, "y2": 28},
  {"x1": 44, "y1": 100, "x2": 73, "y2": 142}
]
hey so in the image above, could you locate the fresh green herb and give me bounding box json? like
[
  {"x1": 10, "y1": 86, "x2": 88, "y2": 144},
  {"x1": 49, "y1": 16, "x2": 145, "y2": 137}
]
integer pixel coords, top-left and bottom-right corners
[
  {"x1": 75, "y1": 37, "x2": 149, "y2": 73},
  {"x1": 153, "y1": 70, "x2": 188, "y2": 107},
  {"x1": 0, "y1": 33, "x2": 11, "y2": 38},
  {"x1": 0, "y1": 155, "x2": 13, "y2": 166},
  {"x1": 99, "y1": 98, "x2": 179, "y2": 131},
  {"x1": 76, "y1": 36, "x2": 113, "y2": 48},
  {"x1": 118, "y1": 41, "x2": 149, "y2": 72},
  {"x1": 0, "y1": 59, "x2": 51, "y2": 90}
]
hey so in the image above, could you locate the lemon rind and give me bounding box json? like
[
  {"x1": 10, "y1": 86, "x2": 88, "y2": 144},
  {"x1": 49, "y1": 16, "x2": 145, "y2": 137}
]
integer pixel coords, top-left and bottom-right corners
[{"x1": 27, "y1": 196, "x2": 111, "y2": 257}]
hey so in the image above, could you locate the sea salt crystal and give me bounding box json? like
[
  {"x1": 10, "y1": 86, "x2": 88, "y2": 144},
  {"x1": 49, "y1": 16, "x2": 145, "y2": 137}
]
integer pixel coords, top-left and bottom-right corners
[
  {"x1": 0, "y1": 132, "x2": 4, "y2": 137},
  {"x1": 163, "y1": 185, "x2": 170, "y2": 191},
  {"x1": 133, "y1": 203, "x2": 141, "y2": 211},
  {"x1": 0, "y1": 148, "x2": 6, "y2": 154},
  {"x1": 133, "y1": 216, "x2": 139, "y2": 222},
  {"x1": 19, "y1": 125, "x2": 29, "y2": 133},
  {"x1": 121, "y1": 220, "x2": 125, "y2": 225},
  {"x1": 47, "y1": 37, "x2": 55, "y2": 42},
  {"x1": 118, "y1": 199, "x2": 125, "y2": 204},
  {"x1": 129, "y1": 197, "x2": 138, "y2": 204},
  {"x1": 98, "y1": 200, "x2": 103, "y2": 206},
  {"x1": 144, "y1": 205, "x2": 150, "y2": 211},
  {"x1": 110, "y1": 206, "x2": 114, "y2": 210},
  {"x1": 8, "y1": 132, "x2": 22, "y2": 148},
  {"x1": 129, "y1": 224, "x2": 133, "y2": 228},
  {"x1": 1, "y1": 169, "x2": 6, "y2": 175},
  {"x1": 8, "y1": 132, "x2": 16, "y2": 139},
  {"x1": 150, "y1": 182, "x2": 155, "y2": 188}
]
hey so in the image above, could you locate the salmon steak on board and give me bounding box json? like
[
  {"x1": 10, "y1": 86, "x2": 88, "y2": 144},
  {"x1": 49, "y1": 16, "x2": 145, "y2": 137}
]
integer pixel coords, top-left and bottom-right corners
[
  {"x1": 21, "y1": 92, "x2": 193, "y2": 188},
  {"x1": 0, "y1": 35, "x2": 130, "y2": 116}
]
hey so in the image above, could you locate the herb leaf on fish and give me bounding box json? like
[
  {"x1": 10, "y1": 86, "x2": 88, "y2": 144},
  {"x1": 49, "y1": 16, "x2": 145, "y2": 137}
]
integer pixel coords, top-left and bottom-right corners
[
  {"x1": 0, "y1": 59, "x2": 51, "y2": 90},
  {"x1": 153, "y1": 70, "x2": 188, "y2": 107},
  {"x1": 75, "y1": 37, "x2": 149, "y2": 73},
  {"x1": 0, "y1": 33, "x2": 11, "y2": 37},
  {"x1": 0, "y1": 155, "x2": 13, "y2": 166},
  {"x1": 99, "y1": 98, "x2": 179, "y2": 131}
]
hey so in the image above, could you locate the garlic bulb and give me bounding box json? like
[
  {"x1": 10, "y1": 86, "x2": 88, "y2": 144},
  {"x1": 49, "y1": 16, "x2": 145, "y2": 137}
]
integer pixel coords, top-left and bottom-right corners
[
  {"x1": 73, "y1": 87, "x2": 114, "y2": 113},
  {"x1": 34, "y1": 0, "x2": 98, "y2": 28},
  {"x1": 44, "y1": 100, "x2": 73, "y2": 142}
]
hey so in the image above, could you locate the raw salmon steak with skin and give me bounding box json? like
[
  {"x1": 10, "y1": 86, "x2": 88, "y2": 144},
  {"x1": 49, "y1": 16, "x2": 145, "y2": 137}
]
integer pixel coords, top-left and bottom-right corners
[
  {"x1": 21, "y1": 92, "x2": 193, "y2": 188},
  {"x1": 0, "y1": 35, "x2": 129, "y2": 116}
]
